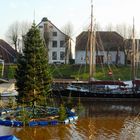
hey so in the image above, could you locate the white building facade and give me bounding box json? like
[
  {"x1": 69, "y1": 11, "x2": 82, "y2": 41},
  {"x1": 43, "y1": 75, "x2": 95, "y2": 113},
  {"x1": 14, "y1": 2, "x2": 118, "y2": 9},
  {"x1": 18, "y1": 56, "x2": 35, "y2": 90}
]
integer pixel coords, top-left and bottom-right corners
[
  {"x1": 37, "y1": 17, "x2": 70, "y2": 64},
  {"x1": 75, "y1": 31, "x2": 125, "y2": 65},
  {"x1": 75, "y1": 51, "x2": 125, "y2": 65}
]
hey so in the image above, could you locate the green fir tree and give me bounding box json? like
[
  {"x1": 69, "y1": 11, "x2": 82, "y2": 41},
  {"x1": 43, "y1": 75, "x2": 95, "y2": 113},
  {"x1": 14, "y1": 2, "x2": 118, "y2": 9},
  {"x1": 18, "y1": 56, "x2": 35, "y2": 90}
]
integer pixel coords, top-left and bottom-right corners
[
  {"x1": 58, "y1": 104, "x2": 67, "y2": 121},
  {"x1": 15, "y1": 23, "x2": 52, "y2": 107}
]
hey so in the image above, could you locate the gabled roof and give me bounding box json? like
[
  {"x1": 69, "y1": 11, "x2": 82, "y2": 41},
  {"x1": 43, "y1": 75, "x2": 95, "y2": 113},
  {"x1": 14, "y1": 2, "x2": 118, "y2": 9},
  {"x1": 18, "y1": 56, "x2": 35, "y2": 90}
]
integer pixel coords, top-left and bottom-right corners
[
  {"x1": 0, "y1": 39, "x2": 18, "y2": 63},
  {"x1": 37, "y1": 17, "x2": 70, "y2": 39},
  {"x1": 124, "y1": 39, "x2": 140, "y2": 50},
  {"x1": 75, "y1": 31, "x2": 124, "y2": 51}
]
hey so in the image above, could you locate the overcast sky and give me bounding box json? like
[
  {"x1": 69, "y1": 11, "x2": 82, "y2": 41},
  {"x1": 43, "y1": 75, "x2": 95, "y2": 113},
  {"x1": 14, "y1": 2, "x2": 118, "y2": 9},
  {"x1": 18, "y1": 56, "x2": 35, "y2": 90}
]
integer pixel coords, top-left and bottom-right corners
[{"x1": 0, "y1": 0, "x2": 140, "y2": 39}]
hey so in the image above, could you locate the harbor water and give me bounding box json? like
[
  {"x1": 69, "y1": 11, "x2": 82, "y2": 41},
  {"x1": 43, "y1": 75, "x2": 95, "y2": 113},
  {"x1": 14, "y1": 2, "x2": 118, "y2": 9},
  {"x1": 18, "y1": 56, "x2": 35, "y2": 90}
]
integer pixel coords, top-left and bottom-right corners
[{"x1": 1, "y1": 98, "x2": 140, "y2": 140}]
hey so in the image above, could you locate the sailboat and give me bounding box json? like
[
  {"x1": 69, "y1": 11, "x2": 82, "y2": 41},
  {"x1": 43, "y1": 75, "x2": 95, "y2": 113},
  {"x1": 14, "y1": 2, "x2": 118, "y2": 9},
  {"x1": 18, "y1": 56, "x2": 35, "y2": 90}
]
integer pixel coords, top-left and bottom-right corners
[{"x1": 53, "y1": 3, "x2": 140, "y2": 99}]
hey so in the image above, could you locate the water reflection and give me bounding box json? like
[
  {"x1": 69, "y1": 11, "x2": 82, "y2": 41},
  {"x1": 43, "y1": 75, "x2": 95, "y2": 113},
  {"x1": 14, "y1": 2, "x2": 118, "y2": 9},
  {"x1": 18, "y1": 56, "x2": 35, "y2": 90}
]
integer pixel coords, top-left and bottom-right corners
[
  {"x1": 80, "y1": 99, "x2": 140, "y2": 117},
  {"x1": 1, "y1": 98, "x2": 140, "y2": 139}
]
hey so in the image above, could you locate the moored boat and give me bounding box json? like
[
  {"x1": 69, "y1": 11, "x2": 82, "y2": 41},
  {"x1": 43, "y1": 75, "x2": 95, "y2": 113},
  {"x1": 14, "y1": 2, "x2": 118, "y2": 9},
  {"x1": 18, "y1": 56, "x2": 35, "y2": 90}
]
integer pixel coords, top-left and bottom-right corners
[
  {"x1": 52, "y1": 79, "x2": 140, "y2": 98},
  {"x1": 0, "y1": 90, "x2": 18, "y2": 97}
]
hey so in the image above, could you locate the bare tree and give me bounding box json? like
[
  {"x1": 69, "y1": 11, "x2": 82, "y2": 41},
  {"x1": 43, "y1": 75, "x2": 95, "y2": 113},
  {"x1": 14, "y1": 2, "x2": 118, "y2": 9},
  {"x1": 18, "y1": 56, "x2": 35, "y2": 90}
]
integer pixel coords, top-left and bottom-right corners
[
  {"x1": 61, "y1": 22, "x2": 74, "y2": 37},
  {"x1": 61, "y1": 22, "x2": 74, "y2": 64},
  {"x1": 6, "y1": 21, "x2": 31, "y2": 52},
  {"x1": 95, "y1": 22, "x2": 102, "y2": 31},
  {"x1": 20, "y1": 21, "x2": 31, "y2": 36},
  {"x1": 115, "y1": 23, "x2": 132, "y2": 38},
  {"x1": 43, "y1": 23, "x2": 50, "y2": 48},
  {"x1": 105, "y1": 23, "x2": 114, "y2": 31},
  {"x1": 6, "y1": 21, "x2": 19, "y2": 51},
  {"x1": 115, "y1": 23, "x2": 133, "y2": 65}
]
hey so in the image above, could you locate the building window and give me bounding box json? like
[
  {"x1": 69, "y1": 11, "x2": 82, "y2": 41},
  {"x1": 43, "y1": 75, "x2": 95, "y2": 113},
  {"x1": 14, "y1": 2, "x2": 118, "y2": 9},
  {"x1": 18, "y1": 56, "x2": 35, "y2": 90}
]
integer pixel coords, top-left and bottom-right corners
[
  {"x1": 52, "y1": 41, "x2": 57, "y2": 47},
  {"x1": 52, "y1": 32, "x2": 57, "y2": 36},
  {"x1": 107, "y1": 54, "x2": 112, "y2": 64},
  {"x1": 52, "y1": 52, "x2": 57, "y2": 60},
  {"x1": 60, "y1": 52, "x2": 65, "y2": 60},
  {"x1": 108, "y1": 54, "x2": 112, "y2": 61},
  {"x1": 39, "y1": 25, "x2": 43, "y2": 28},
  {"x1": 49, "y1": 25, "x2": 53, "y2": 29},
  {"x1": 60, "y1": 41, "x2": 65, "y2": 47}
]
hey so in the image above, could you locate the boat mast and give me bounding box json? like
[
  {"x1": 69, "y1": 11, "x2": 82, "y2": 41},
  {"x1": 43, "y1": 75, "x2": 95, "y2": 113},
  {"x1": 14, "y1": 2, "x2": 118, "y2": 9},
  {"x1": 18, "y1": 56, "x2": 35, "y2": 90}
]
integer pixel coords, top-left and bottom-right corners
[
  {"x1": 132, "y1": 17, "x2": 136, "y2": 81},
  {"x1": 89, "y1": 0, "x2": 95, "y2": 79}
]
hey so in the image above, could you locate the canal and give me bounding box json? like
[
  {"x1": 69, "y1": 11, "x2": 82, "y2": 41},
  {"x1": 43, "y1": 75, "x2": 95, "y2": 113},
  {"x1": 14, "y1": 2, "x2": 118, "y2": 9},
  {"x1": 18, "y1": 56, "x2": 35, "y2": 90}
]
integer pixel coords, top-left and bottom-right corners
[{"x1": 0, "y1": 98, "x2": 140, "y2": 140}]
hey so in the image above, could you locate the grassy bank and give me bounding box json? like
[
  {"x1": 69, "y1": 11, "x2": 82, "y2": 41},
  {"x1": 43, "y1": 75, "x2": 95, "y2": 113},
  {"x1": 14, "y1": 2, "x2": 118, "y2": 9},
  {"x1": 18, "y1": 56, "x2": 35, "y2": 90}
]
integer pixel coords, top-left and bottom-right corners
[
  {"x1": 50, "y1": 64, "x2": 136, "y2": 81},
  {"x1": 1, "y1": 64, "x2": 138, "y2": 81}
]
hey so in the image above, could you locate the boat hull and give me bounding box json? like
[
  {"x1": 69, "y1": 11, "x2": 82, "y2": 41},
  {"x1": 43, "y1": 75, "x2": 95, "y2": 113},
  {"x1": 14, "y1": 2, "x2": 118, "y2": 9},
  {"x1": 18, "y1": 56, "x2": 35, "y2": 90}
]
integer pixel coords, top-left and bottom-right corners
[{"x1": 53, "y1": 89, "x2": 140, "y2": 98}]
